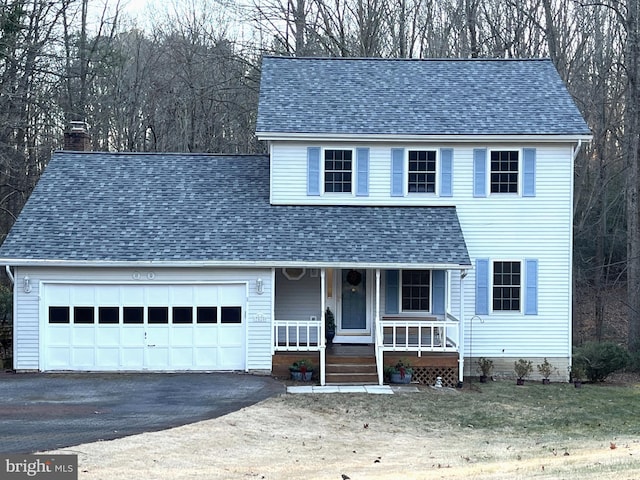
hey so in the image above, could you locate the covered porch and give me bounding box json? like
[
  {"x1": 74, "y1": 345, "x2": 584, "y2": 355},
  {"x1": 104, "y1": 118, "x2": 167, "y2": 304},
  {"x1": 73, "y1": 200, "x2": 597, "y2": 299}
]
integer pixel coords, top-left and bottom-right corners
[{"x1": 271, "y1": 267, "x2": 467, "y2": 387}]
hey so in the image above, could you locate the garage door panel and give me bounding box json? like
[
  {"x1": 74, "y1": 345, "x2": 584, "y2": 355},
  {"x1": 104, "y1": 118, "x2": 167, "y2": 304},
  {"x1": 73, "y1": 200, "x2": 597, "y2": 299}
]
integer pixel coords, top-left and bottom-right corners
[
  {"x1": 121, "y1": 327, "x2": 145, "y2": 346},
  {"x1": 72, "y1": 327, "x2": 95, "y2": 346},
  {"x1": 171, "y1": 328, "x2": 193, "y2": 346},
  {"x1": 96, "y1": 348, "x2": 119, "y2": 368},
  {"x1": 96, "y1": 327, "x2": 120, "y2": 346},
  {"x1": 194, "y1": 348, "x2": 218, "y2": 367},
  {"x1": 219, "y1": 347, "x2": 244, "y2": 368},
  {"x1": 47, "y1": 348, "x2": 71, "y2": 368},
  {"x1": 121, "y1": 348, "x2": 144, "y2": 368},
  {"x1": 194, "y1": 327, "x2": 218, "y2": 345},
  {"x1": 146, "y1": 347, "x2": 169, "y2": 368},
  {"x1": 72, "y1": 347, "x2": 95, "y2": 367},
  {"x1": 147, "y1": 286, "x2": 170, "y2": 305},
  {"x1": 44, "y1": 283, "x2": 246, "y2": 371},
  {"x1": 48, "y1": 327, "x2": 71, "y2": 346}
]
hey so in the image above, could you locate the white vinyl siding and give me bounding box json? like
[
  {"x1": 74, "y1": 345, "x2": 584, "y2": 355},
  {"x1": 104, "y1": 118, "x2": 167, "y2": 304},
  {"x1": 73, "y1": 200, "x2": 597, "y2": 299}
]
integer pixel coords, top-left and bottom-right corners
[
  {"x1": 13, "y1": 267, "x2": 273, "y2": 372},
  {"x1": 269, "y1": 141, "x2": 573, "y2": 360}
]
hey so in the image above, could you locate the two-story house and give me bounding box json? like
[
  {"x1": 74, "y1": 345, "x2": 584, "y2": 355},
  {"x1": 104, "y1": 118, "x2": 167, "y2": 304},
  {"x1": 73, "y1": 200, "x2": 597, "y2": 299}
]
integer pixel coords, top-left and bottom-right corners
[{"x1": 0, "y1": 57, "x2": 591, "y2": 385}]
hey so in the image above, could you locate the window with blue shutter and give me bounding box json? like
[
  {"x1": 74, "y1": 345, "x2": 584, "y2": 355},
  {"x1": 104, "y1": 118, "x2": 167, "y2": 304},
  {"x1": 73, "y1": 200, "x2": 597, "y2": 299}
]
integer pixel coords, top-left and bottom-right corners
[
  {"x1": 523, "y1": 148, "x2": 536, "y2": 197},
  {"x1": 432, "y1": 270, "x2": 446, "y2": 314},
  {"x1": 307, "y1": 147, "x2": 320, "y2": 196},
  {"x1": 525, "y1": 259, "x2": 538, "y2": 315},
  {"x1": 473, "y1": 149, "x2": 487, "y2": 197},
  {"x1": 356, "y1": 148, "x2": 370, "y2": 196},
  {"x1": 475, "y1": 259, "x2": 489, "y2": 315},
  {"x1": 440, "y1": 148, "x2": 453, "y2": 197},
  {"x1": 391, "y1": 148, "x2": 404, "y2": 197},
  {"x1": 385, "y1": 270, "x2": 399, "y2": 314}
]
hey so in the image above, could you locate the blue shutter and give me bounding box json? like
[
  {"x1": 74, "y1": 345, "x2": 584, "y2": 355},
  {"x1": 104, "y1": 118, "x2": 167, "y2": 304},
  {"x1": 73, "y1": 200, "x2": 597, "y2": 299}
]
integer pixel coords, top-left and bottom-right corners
[
  {"x1": 475, "y1": 259, "x2": 489, "y2": 315},
  {"x1": 385, "y1": 270, "x2": 399, "y2": 314},
  {"x1": 307, "y1": 147, "x2": 321, "y2": 196},
  {"x1": 432, "y1": 270, "x2": 446, "y2": 314},
  {"x1": 440, "y1": 148, "x2": 453, "y2": 197},
  {"x1": 525, "y1": 259, "x2": 538, "y2": 315},
  {"x1": 473, "y1": 149, "x2": 487, "y2": 197},
  {"x1": 391, "y1": 148, "x2": 404, "y2": 197},
  {"x1": 523, "y1": 148, "x2": 536, "y2": 197},
  {"x1": 356, "y1": 148, "x2": 370, "y2": 196}
]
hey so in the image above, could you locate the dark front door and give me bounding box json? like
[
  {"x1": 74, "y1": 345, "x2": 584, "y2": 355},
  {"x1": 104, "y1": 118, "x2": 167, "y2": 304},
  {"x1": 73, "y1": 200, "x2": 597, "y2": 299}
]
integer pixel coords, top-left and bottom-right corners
[{"x1": 341, "y1": 269, "x2": 367, "y2": 330}]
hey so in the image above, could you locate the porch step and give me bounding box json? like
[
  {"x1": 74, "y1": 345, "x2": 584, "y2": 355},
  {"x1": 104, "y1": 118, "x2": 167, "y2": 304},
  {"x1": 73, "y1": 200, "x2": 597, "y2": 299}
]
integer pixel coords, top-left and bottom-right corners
[{"x1": 325, "y1": 348, "x2": 378, "y2": 384}]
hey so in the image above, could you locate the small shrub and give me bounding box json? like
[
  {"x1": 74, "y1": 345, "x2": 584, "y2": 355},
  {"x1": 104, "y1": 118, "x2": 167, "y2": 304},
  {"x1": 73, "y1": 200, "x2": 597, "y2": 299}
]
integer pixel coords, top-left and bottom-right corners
[
  {"x1": 537, "y1": 358, "x2": 555, "y2": 379},
  {"x1": 628, "y1": 350, "x2": 640, "y2": 372},
  {"x1": 477, "y1": 357, "x2": 494, "y2": 376},
  {"x1": 514, "y1": 359, "x2": 533, "y2": 379},
  {"x1": 573, "y1": 341, "x2": 630, "y2": 382}
]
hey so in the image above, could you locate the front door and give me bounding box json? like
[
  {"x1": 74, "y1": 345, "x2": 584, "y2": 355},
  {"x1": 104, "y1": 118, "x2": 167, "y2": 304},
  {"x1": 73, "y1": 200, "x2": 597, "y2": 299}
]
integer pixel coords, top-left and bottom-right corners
[{"x1": 338, "y1": 269, "x2": 370, "y2": 339}]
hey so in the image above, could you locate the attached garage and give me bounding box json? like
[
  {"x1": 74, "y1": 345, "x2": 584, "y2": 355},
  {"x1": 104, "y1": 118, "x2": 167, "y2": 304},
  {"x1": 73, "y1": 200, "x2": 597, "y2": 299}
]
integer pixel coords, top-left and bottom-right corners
[{"x1": 41, "y1": 283, "x2": 247, "y2": 371}]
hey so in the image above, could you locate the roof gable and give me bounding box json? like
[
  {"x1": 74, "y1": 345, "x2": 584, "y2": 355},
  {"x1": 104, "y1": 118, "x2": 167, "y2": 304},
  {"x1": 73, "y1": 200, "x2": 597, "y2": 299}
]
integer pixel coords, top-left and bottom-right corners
[{"x1": 256, "y1": 57, "x2": 591, "y2": 137}]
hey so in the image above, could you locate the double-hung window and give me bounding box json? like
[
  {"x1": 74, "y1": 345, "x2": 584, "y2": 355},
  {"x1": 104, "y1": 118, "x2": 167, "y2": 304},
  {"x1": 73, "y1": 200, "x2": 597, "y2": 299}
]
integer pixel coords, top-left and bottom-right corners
[
  {"x1": 408, "y1": 150, "x2": 437, "y2": 193},
  {"x1": 401, "y1": 270, "x2": 431, "y2": 311},
  {"x1": 490, "y1": 150, "x2": 519, "y2": 193},
  {"x1": 324, "y1": 149, "x2": 352, "y2": 193},
  {"x1": 493, "y1": 261, "x2": 521, "y2": 311}
]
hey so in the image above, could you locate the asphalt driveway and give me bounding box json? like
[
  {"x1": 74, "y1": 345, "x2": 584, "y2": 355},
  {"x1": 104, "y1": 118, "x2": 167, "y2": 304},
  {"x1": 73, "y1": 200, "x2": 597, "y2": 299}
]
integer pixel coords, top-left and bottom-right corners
[{"x1": 0, "y1": 372, "x2": 284, "y2": 454}]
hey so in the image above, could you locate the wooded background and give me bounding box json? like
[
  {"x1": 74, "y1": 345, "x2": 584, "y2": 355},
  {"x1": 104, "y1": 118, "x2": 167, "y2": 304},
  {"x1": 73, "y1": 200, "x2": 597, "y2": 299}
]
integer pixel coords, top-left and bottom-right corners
[{"x1": 0, "y1": 0, "x2": 638, "y2": 352}]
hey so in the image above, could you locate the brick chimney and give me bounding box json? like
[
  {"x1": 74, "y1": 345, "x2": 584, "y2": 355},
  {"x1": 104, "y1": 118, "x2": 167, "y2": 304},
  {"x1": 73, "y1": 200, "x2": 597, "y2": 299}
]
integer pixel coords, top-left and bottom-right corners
[{"x1": 63, "y1": 121, "x2": 91, "y2": 151}]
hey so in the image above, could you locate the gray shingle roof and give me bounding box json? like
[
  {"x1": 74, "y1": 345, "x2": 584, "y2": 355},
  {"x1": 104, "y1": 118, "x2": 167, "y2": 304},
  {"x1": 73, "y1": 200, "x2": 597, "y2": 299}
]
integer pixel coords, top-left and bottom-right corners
[
  {"x1": 256, "y1": 57, "x2": 591, "y2": 136},
  {"x1": 0, "y1": 152, "x2": 470, "y2": 267}
]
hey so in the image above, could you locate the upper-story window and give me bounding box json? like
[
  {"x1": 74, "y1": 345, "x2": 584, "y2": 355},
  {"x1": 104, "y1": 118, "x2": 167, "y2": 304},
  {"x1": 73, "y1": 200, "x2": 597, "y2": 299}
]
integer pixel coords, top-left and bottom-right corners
[
  {"x1": 324, "y1": 149, "x2": 352, "y2": 193},
  {"x1": 493, "y1": 261, "x2": 521, "y2": 311},
  {"x1": 408, "y1": 150, "x2": 436, "y2": 193},
  {"x1": 490, "y1": 150, "x2": 519, "y2": 193}
]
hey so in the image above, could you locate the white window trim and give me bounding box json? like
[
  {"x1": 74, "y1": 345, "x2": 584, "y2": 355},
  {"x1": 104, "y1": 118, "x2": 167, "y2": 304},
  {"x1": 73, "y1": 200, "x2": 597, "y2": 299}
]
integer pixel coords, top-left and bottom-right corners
[
  {"x1": 399, "y1": 269, "x2": 433, "y2": 314},
  {"x1": 488, "y1": 148, "x2": 521, "y2": 196},
  {"x1": 321, "y1": 147, "x2": 356, "y2": 196},
  {"x1": 406, "y1": 149, "x2": 439, "y2": 196},
  {"x1": 490, "y1": 259, "x2": 523, "y2": 313}
]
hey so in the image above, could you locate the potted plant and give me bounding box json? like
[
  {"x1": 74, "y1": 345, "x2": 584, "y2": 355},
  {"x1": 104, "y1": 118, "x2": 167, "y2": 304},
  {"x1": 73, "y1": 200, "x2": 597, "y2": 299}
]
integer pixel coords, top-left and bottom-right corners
[
  {"x1": 537, "y1": 358, "x2": 555, "y2": 385},
  {"x1": 325, "y1": 307, "x2": 336, "y2": 346},
  {"x1": 289, "y1": 359, "x2": 314, "y2": 381},
  {"x1": 514, "y1": 359, "x2": 533, "y2": 385},
  {"x1": 477, "y1": 357, "x2": 494, "y2": 383},
  {"x1": 387, "y1": 359, "x2": 413, "y2": 384},
  {"x1": 570, "y1": 364, "x2": 585, "y2": 388}
]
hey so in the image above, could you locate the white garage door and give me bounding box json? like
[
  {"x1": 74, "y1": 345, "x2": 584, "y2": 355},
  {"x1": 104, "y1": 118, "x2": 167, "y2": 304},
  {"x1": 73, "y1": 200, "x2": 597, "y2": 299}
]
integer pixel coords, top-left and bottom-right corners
[{"x1": 42, "y1": 283, "x2": 246, "y2": 371}]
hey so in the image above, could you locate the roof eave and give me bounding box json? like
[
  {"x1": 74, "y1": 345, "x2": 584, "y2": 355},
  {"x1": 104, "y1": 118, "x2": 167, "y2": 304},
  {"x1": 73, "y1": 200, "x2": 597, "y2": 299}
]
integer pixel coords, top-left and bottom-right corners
[
  {"x1": 256, "y1": 132, "x2": 593, "y2": 143},
  {"x1": 1, "y1": 259, "x2": 473, "y2": 270}
]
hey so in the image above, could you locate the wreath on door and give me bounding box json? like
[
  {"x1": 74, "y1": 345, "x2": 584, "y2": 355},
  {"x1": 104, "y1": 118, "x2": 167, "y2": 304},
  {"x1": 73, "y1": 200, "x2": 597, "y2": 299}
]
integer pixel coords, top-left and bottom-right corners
[{"x1": 346, "y1": 269, "x2": 362, "y2": 286}]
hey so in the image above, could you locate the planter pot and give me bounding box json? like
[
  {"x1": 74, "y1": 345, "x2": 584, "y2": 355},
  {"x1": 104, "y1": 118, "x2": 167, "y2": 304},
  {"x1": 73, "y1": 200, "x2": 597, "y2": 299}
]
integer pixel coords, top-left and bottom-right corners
[
  {"x1": 479, "y1": 375, "x2": 488, "y2": 383},
  {"x1": 516, "y1": 378, "x2": 525, "y2": 386},
  {"x1": 325, "y1": 330, "x2": 335, "y2": 346},
  {"x1": 390, "y1": 372, "x2": 412, "y2": 384},
  {"x1": 542, "y1": 378, "x2": 551, "y2": 385},
  {"x1": 574, "y1": 380, "x2": 582, "y2": 388},
  {"x1": 290, "y1": 371, "x2": 313, "y2": 381}
]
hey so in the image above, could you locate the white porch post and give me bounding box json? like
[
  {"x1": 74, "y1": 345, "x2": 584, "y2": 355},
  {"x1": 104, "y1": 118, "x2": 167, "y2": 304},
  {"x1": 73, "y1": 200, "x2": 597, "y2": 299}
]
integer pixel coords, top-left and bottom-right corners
[
  {"x1": 320, "y1": 268, "x2": 326, "y2": 386},
  {"x1": 375, "y1": 268, "x2": 383, "y2": 385},
  {"x1": 458, "y1": 270, "x2": 467, "y2": 385}
]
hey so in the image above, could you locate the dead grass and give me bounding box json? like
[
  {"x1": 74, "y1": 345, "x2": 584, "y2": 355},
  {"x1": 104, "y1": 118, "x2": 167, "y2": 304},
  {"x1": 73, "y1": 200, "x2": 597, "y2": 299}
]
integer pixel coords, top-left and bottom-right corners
[{"x1": 46, "y1": 380, "x2": 640, "y2": 479}]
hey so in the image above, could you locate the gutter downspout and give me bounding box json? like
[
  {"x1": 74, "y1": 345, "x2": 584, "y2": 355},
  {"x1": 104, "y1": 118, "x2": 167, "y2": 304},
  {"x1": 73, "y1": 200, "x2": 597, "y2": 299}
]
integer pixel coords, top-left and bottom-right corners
[
  {"x1": 5, "y1": 265, "x2": 14, "y2": 285},
  {"x1": 571, "y1": 139, "x2": 583, "y2": 163}
]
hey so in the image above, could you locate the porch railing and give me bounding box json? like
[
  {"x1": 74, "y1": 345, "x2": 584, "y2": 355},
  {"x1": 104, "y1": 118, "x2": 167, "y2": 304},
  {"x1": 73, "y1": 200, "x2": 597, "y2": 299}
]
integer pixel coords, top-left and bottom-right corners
[
  {"x1": 273, "y1": 320, "x2": 322, "y2": 351},
  {"x1": 376, "y1": 314, "x2": 459, "y2": 355}
]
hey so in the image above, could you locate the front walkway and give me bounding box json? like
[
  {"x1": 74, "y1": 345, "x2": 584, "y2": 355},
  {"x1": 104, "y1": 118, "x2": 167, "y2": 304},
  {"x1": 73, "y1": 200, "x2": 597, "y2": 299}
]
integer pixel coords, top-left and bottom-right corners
[{"x1": 286, "y1": 384, "x2": 420, "y2": 394}]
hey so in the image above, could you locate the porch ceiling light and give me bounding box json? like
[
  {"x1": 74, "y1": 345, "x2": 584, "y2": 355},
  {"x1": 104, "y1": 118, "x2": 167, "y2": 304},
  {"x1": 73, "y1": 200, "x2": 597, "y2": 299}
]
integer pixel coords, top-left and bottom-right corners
[{"x1": 256, "y1": 278, "x2": 264, "y2": 295}]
